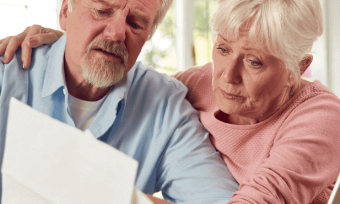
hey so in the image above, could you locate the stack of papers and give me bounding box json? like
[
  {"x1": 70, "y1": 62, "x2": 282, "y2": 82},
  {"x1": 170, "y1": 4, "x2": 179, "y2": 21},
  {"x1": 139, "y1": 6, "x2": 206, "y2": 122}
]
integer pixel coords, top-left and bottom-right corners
[{"x1": 1, "y1": 98, "x2": 152, "y2": 204}]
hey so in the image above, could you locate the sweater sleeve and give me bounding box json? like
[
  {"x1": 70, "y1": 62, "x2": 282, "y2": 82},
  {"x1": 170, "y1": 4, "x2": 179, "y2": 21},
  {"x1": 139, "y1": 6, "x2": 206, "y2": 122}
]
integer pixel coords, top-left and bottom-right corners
[
  {"x1": 173, "y1": 63, "x2": 213, "y2": 111},
  {"x1": 228, "y1": 92, "x2": 340, "y2": 204}
]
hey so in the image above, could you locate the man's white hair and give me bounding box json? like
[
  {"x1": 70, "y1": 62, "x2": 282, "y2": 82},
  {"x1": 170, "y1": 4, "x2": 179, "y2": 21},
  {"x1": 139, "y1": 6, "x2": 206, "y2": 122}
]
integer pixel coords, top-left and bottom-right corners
[
  {"x1": 211, "y1": 0, "x2": 323, "y2": 89},
  {"x1": 67, "y1": 0, "x2": 172, "y2": 39}
]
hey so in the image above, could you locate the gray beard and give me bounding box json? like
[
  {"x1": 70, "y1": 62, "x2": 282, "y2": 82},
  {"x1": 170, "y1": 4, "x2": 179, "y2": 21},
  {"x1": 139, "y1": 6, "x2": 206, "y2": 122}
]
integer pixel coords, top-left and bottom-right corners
[
  {"x1": 81, "y1": 55, "x2": 126, "y2": 88},
  {"x1": 80, "y1": 37, "x2": 129, "y2": 88}
]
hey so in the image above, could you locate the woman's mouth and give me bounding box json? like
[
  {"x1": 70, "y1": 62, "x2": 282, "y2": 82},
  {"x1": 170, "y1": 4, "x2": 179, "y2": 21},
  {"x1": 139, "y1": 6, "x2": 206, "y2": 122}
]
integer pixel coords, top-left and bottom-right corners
[{"x1": 220, "y1": 89, "x2": 242, "y2": 100}]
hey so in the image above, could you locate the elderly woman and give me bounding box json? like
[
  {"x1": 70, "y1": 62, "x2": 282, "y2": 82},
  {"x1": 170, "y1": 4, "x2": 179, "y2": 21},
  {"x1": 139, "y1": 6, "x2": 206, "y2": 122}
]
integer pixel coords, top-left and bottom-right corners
[
  {"x1": 175, "y1": 1, "x2": 340, "y2": 203},
  {"x1": 1, "y1": 0, "x2": 340, "y2": 203}
]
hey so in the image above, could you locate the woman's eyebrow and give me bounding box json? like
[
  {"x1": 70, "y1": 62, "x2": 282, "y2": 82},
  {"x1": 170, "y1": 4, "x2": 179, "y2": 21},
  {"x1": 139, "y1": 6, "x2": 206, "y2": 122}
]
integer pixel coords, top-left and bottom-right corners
[
  {"x1": 218, "y1": 34, "x2": 235, "y2": 43},
  {"x1": 243, "y1": 47, "x2": 258, "y2": 51}
]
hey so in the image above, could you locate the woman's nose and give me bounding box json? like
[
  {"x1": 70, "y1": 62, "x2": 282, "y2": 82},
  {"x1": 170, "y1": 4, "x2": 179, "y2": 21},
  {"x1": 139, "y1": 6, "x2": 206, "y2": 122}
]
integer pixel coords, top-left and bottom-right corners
[{"x1": 221, "y1": 59, "x2": 242, "y2": 84}]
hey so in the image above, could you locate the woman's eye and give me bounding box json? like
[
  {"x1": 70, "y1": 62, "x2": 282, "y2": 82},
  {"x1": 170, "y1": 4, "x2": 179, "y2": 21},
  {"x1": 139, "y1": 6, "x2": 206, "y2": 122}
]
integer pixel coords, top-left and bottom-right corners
[
  {"x1": 217, "y1": 47, "x2": 228, "y2": 54},
  {"x1": 248, "y1": 60, "x2": 262, "y2": 67}
]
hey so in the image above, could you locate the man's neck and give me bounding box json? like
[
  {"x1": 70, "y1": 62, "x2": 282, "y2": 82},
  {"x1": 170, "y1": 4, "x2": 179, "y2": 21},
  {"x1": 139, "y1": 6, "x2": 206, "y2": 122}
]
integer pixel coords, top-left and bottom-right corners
[{"x1": 63, "y1": 59, "x2": 111, "y2": 102}]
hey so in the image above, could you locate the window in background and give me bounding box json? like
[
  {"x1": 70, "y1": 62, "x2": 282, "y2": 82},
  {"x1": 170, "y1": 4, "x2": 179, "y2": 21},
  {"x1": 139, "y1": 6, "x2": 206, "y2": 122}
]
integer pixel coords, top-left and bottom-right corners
[
  {"x1": 137, "y1": 0, "x2": 177, "y2": 76},
  {"x1": 137, "y1": 0, "x2": 219, "y2": 74},
  {"x1": 0, "y1": 0, "x2": 58, "y2": 40},
  {"x1": 193, "y1": 0, "x2": 217, "y2": 66},
  {"x1": 302, "y1": 0, "x2": 328, "y2": 87}
]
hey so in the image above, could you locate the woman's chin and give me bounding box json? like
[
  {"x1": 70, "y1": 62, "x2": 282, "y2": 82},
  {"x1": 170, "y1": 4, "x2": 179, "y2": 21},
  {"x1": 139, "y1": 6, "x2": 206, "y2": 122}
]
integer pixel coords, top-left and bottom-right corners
[{"x1": 216, "y1": 100, "x2": 242, "y2": 115}]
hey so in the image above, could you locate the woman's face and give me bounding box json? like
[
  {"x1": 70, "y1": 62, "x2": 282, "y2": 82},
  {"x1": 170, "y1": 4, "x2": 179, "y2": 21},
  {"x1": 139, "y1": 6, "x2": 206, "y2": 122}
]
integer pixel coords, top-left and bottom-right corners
[{"x1": 212, "y1": 31, "x2": 292, "y2": 123}]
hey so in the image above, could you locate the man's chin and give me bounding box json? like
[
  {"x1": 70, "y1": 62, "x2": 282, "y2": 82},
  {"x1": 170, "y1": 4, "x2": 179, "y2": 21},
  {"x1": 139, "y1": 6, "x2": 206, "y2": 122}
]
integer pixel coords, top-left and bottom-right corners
[
  {"x1": 81, "y1": 53, "x2": 126, "y2": 88},
  {"x1": 82, "y1": 67, "x2": 125, "y2": 88},
  {"x1": 86, "y1": 78, "x2": 122, "y2": 88}
]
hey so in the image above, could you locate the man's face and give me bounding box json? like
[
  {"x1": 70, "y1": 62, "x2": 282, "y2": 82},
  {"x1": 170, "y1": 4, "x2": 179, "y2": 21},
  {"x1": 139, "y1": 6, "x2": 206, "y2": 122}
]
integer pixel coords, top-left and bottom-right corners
[{"x1": 61, "y1": 0, "x2": 160, "y2": 87}]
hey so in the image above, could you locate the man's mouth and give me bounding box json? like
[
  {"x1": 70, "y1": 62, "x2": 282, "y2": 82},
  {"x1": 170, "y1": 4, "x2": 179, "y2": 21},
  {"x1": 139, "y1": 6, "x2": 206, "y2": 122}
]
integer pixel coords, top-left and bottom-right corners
[
  {"x1": 93, "y1": 48, "x2": 115, "y2": 56},
  {"x1": 91, "y1": 48, "x2": 123, "y2": 63}
]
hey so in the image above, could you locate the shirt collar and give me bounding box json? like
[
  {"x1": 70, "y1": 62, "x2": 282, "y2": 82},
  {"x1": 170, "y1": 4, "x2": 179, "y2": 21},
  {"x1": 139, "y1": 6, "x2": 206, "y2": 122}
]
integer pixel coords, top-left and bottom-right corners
[
  {"x1": 122, "y1": 61, "x2": 139, "y2": 103},
  {"x1": 103, "y1": 61, "x2": 140, "y2": 115},
  {"x1": 41, "y1": 34, "x2": 67, "y2": 98}
]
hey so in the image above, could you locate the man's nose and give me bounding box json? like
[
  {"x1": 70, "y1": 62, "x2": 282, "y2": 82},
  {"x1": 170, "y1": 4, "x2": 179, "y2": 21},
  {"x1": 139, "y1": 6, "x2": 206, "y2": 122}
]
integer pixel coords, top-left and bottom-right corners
[
  {"x1": 221, "y1": 58, "x2": 242, "y2": 84},
  {"x1": 103, "y1": 17, "x2": 127, "y2": 42}
]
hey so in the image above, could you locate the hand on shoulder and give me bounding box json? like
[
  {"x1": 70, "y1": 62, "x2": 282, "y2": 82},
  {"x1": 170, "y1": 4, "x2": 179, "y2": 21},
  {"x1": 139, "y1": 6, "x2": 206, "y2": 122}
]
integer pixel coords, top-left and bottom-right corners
[{"x1": 0, "y1": 25, "x2": 63, "y2": 69}]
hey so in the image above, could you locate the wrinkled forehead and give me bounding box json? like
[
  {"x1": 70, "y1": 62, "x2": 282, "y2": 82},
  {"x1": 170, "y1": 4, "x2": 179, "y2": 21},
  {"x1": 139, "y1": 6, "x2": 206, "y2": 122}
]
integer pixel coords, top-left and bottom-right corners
[
  {"x1": 219, "y1": 21, "x2": 264, "y2": 44},
  {"x1": 88, "y1": 0, "x2": 159, "y2": 12},
  {"x1": 219, "y1": 28, "x2": 269, "y2": 52}
]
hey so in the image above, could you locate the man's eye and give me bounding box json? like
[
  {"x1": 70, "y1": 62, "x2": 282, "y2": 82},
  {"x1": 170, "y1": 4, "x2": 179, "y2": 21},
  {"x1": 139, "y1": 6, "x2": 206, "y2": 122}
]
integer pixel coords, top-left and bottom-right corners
[
  {"x1": 128, "y1": 21, "x2": 142, "y2": 30},
  {"x1": 217, "y1": 47, "x2": 228, "y2": 54},
  {"x1": 97, "y1": 10, "x2": 109, "y2": 15},
  {"x1": 92, "y1": 9, "x2": 112, "y2": 19}
]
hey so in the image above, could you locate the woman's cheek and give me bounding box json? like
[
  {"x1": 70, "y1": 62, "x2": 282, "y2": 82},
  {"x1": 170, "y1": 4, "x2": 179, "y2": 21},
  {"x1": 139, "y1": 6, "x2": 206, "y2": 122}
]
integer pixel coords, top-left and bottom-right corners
[{"x1": 212, "y1": 60, "x2": 225, "y2": 80}]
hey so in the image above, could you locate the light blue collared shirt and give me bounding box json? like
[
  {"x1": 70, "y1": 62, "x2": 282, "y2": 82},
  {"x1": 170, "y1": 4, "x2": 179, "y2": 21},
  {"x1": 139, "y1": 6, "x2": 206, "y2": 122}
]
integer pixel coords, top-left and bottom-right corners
[{"x1": 0, "y1": 35, "x2": 238, "y2": 203}]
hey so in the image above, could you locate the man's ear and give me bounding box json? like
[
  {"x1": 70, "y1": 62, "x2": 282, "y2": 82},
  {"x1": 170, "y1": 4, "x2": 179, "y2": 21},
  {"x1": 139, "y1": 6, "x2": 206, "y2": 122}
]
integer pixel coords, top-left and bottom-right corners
[
  {"x1": 59, "y1": 0, "x2": 69, "y2": 31},
  {"x1": 299, "y1": 54, "x2": 313, "y2": 76}
]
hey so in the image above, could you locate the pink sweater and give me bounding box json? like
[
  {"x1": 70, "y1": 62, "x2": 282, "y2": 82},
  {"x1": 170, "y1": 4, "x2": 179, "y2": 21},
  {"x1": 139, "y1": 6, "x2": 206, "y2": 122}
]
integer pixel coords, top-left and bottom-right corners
[{"x1": 174, "y1": 63, "x2": 340, "y2": 204}]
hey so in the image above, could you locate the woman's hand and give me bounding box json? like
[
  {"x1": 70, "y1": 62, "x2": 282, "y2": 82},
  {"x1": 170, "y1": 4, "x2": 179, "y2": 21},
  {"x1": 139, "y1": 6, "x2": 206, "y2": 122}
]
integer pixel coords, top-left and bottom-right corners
[{"x1": 0, "y1": 25, "x2": 63, "y2": 69}]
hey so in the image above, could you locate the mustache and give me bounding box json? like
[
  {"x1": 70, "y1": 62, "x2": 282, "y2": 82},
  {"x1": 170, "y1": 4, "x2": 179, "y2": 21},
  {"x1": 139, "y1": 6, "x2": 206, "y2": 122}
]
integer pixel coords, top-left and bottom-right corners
[{"x1": 85, "y1": 38, "x2": 128, "y2": 64}]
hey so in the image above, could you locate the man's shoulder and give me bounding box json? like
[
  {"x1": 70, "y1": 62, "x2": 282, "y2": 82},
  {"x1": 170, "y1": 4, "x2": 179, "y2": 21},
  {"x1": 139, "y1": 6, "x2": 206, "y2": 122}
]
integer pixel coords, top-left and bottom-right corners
[
  {"x1": 29, "y1": 35, "x2": 66, "y2": 73},
  {"x1": 0, "y1": 47, "x2": 24, "y2": 73},
  {"x1": 0, "y1": 36, "x2": 66, "y2": 99},
  {"x1": 0, "y1": 47, "x2": 27, "y2": 81},
  {"x1": 0, "y1": 44, "x2": 54, "y2": 76}
]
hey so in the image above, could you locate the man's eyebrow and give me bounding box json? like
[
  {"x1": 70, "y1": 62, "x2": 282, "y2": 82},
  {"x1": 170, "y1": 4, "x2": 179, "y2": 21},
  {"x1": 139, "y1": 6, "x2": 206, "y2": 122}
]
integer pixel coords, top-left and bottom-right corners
[
  {"x1": 91, "y1": 0, "x2": 150, "y2": 27},
  {"x1": 92, "y1": 0, "x2": 117, "y2": 7}
]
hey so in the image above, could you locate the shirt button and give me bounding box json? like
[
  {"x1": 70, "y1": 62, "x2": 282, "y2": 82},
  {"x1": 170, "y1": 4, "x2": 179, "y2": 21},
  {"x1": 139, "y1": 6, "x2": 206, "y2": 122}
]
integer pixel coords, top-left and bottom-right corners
[{"x1": 63, "y1": 89, "x2": 66, "y2": 95}]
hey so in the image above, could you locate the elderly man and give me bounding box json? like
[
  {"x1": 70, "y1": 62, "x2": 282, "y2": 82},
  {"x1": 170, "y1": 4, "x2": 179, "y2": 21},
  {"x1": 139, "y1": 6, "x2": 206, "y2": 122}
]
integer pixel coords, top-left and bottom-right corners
[{"x1": 0, "y1": 0, "x2": 238, "y2": 203}]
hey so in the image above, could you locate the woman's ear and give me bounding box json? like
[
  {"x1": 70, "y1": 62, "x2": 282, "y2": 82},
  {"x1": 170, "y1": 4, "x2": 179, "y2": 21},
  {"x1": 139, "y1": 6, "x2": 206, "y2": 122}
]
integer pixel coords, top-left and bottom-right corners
[
  {"x1": 299, "y1": 54, "x2": 313, "y2": 76},
  {"x1": 286, "y1": 71, "x2": 295, "y2": 88},
  {"x1": 59, "y1": 0, "x2": 69, "y2": 31}
]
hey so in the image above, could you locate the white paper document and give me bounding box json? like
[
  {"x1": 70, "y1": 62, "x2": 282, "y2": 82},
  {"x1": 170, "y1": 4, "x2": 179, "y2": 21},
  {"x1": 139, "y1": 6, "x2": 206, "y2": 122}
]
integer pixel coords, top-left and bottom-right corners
[{"x1": 1, "y1": 98, "x2": 152, "y2": 204}]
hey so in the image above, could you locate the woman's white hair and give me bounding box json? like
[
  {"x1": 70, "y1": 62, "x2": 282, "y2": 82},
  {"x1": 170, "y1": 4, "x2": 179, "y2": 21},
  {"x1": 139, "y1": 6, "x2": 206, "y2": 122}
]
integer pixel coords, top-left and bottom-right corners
[
  {"x1": 67, "y1": 0, "x2": 172, "y2": 39},
  {"x1": 211, "y1": 0, "x2": 323, "y2": 87}
]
